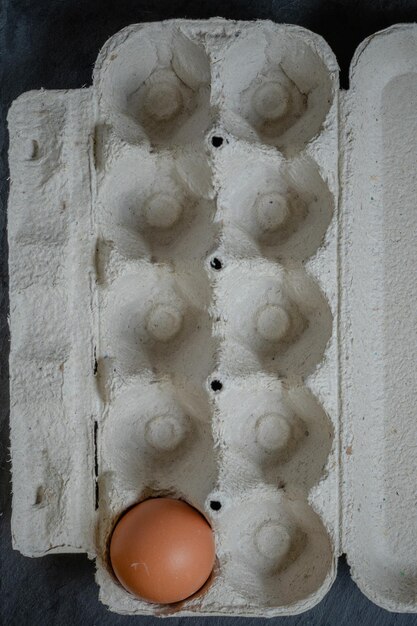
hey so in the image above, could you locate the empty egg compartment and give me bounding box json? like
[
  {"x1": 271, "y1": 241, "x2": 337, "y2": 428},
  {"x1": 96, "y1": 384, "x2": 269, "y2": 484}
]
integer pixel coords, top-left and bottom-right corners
[
  {"x1": 94, "y1": 21, "x2": 212, "y2": 147},
  {"x1": 97, "y1": 264, "x2": 215, "y2": 390},
  {"x1": 214, "y1": 143, "x2": 334, "y2": 263},
  {"x1": 101, "y1": 381, "x2": 216, "y2": 493},
  {"x1": 211, "y1": 21, "x2": 338, "y2": 156},
  {"x1": 215, "y1": 376, "x2": 333, "y2": 495},
  {"x1": 94, "y1": 143, "x2": 217, "y2": 267},
  {"x1": 210, "y1": 487, "x2": 335, "y2": 614},
  {"x1": 212, "y1": 259, "x2": 333, "y2": 379}
]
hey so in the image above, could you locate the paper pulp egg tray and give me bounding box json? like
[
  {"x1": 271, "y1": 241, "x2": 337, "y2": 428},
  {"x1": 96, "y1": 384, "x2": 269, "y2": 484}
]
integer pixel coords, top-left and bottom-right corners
[{"x1": 7, "y1": 19, "x2": 417, "y2": 617}]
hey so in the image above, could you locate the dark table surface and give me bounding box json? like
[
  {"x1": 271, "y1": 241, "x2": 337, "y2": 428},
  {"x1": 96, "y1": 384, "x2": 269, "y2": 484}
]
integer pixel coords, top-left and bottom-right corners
[{"x1": 1, "y1": 2, "x2": 417, "y2": 625}]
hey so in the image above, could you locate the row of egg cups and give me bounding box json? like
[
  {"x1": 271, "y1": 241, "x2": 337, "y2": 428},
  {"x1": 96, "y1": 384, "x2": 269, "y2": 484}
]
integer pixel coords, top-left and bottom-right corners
[
  {"x1": 96, "y1": 375, "x2": 334, "y2": 611},
  {"x1": 96, "y1": 257, "x2": 332, "y2": 389},
  {"x1": 95, "y1": 144, "x2": 333, "y2": 270},
  {"x1": 94, "y1": 21, "x2": 337, "y2": 155},
  {"x1": 99, "y1": 375, "x2": 333, "y2": 501}
]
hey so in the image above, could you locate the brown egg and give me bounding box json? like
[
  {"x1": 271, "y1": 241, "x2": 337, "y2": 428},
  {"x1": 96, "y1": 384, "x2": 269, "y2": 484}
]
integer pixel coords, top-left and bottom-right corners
[{"x1": 109, "y1": 497, "x2": 216, "y2": 604}]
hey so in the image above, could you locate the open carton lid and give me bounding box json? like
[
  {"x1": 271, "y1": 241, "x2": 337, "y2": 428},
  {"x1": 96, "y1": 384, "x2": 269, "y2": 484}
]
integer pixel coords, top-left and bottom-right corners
[{"x1": 342, "y1": 24, "x2": 417, "y2": 612}]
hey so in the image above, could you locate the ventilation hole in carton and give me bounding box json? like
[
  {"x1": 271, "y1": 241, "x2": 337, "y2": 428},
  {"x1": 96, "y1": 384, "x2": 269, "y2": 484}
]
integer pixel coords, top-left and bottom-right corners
[
  {"x1": 29, "y1": 140, "x2": 40, "y2": 160},
  {"x1": 210, "y1": 257, "x2": 222, "y2": 270},
  {"x1": 211, "y1": 136, "x2": 224, "y2": 148},
  {"x1": 210, "y1": 500, "x2": 222, "y2": 511},
  {"x1": 94, "y1": 420, "x2": 99, "y2": 510},
  {"x1": 211, "y1": 379, "x2": 223, "y2": 392},
  {"x1": 93, "y1": 346, "x2": 98, "y2": 375},
  {"x1": 34, "y1": 486, "x2": 44, "y2": 506}
]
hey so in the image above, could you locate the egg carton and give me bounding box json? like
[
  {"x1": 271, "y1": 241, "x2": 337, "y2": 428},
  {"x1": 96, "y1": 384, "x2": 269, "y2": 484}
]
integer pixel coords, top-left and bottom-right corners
[{"x1": 7, "y1": 19, "x2": 417, "y2": 616}]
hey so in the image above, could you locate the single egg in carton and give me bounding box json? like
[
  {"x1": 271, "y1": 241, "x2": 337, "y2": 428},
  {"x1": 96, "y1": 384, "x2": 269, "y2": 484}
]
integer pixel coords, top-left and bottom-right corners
[{"x1": 8, "y1": 19, "x2": 417, "y2": 617}]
